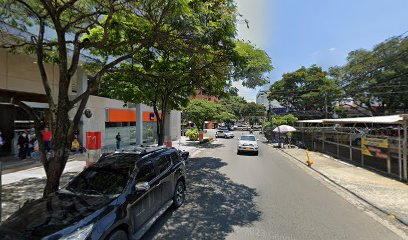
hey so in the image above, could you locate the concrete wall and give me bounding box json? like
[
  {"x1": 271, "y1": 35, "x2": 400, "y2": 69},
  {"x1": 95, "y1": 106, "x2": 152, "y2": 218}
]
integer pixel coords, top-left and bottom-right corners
[
  {"x1": 0, "y1": 49, "x2": 81, "y2": 99},
  {"x1": 76, "y1": 96, "x2": 181, "y2": 150}
]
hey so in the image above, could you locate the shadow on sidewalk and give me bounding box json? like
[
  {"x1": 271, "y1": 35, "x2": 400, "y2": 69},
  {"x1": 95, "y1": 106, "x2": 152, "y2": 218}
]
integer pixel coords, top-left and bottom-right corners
[
  {"x1": 142, "y1": 157, "x2": 261, "y2": 239},
  {"x1": 1, "y1": 172, "x2": 78, "y2": 221}
]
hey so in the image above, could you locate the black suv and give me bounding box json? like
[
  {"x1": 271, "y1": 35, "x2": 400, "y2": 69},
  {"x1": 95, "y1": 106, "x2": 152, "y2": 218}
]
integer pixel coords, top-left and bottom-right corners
[{"x1": 0, "y1": 147, "x2": 188, "y2": 240}]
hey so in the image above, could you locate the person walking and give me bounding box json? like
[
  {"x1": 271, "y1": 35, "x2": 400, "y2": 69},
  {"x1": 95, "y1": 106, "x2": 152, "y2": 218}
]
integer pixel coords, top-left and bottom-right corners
[
  {"x1": 17, "y1": 132, "x2": 28, "y2": 160},
  {"x1": 41, "y1": 127, "x2": 52, "y2": 154},
  {"x1": 116, "y1": 132, "x2": 121, "y2": 150}
]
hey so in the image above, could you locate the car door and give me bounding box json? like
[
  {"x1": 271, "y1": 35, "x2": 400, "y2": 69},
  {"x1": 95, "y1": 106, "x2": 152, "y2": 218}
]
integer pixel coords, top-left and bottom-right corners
[
  {"x1": 154, "y1": 152, "x2": 174, "y2": 207},
  {"x1": 130, "y1": 160, "x2": 156, "y2": 231}
]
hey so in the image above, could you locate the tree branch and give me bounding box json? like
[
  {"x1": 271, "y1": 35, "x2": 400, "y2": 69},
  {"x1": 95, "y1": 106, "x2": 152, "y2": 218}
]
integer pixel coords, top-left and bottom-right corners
[{"x1": 36, "y1": 18, "x2": 56, "y2": 109}]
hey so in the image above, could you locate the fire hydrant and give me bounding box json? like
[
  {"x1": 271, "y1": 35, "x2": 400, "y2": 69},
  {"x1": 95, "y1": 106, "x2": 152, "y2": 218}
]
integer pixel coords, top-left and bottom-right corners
[{"x1": 306, "y1": 149, "x2": 314, "y2": 167}]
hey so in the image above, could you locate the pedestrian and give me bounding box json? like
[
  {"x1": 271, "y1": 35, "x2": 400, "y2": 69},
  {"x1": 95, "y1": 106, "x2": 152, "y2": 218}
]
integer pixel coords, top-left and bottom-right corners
[
  {"x1": 116, "y1": 132, "x2": 121, "y2": 150},
  {"x1": 18, "y1": 132, "x2": 28, "y2": 160},
  {"x1": 32, "y1": 137, "x2": 40, "y2": 160},
  {"x1": 41, "y1": 127, "x2": 52, "y2": 154},
  {"x1": 27, "y1": 130, "x2": 35, "y2": 158}
]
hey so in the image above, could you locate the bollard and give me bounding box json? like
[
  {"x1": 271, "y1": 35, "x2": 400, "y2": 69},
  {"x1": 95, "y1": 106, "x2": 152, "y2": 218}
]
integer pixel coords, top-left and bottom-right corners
[{"x1": 306, "y1": 149, "x2": 314, "y2": 167}]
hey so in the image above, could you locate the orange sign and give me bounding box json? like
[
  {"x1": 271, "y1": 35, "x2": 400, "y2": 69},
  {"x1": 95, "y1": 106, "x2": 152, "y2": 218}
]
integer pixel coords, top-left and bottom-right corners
[{"x1": 108, "y1": 109, "x2": 136, "y2": 122}]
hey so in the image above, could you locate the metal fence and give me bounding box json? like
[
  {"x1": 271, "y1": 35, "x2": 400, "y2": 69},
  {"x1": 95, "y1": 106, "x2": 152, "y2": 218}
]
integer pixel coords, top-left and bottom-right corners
[{"x1": 293, "y1": 126, "x2": 406, "y2": 181}]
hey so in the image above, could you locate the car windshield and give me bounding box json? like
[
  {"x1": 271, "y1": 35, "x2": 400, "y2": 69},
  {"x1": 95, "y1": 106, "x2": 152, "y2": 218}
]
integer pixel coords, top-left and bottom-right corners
[
  {"x1": 66, "y1": 154, "x2": 136, "y2": 196},
  {"x1": 240, "y1": 136, "x2": 256, "y2": 141}
]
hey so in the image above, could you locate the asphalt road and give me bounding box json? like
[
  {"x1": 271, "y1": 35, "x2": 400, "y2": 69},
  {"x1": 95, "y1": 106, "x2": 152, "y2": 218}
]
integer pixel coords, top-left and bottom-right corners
[{"x1": 142, "y1": 132, "x2": 402, "y2": 240}]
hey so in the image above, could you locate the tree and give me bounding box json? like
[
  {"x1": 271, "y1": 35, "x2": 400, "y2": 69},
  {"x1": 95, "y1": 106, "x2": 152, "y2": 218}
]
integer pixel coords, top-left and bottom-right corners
[
  {"x1": 0, "y1": 0, "x2": 176, "y2": 195},
  {"x1": 240, "y1": 102, "x2": 265, "y2": 125},
  {"x1": 183, "y1": 99, "x2": 221, "y2": 130},
  {"x1": 331, "y1": 35, "x2": 408, "y2": 115},
  {"x1": 263, "y1": 114, "x2": 298, "y2": 141},
  {"x1": 218, "y1": 96, "x2": 247, "y2": 120},
  {"x1": 98, "y1": 0, "x2": 273, "y2": 145},
  {"x1": 269, "y1": 65, "x2": 341, "y2": 117}
]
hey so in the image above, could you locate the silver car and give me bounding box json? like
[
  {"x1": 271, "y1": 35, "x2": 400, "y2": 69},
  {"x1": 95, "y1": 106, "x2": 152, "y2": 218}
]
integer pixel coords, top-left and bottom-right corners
[{"x1": 237, "y1": 134, "x2": 259, "y2": 155}]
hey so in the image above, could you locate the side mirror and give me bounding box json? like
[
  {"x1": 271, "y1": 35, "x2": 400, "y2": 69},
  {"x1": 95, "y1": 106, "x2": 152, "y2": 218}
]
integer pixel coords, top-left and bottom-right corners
[
  {"x1": 181, "y1": 151, "x2": 189, "y2": 160},
  {"x1": 135, "y1": 182, "x2": 150, "y2": 192}
]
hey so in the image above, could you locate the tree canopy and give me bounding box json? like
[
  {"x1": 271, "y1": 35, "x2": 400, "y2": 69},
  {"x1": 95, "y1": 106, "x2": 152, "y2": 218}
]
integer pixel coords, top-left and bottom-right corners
[
  {"x1": 268, "y1": 65, "x2": 341, "y2": 117},
  {"x1": 95, "y1": 0, "x2": 273, "y2": 144},
  {"x1": 330, "y1": 35, "x2": 408, "y2": 115},
  {"x1": 183, "y1": 99, "x2": 222, "y2": 130}
]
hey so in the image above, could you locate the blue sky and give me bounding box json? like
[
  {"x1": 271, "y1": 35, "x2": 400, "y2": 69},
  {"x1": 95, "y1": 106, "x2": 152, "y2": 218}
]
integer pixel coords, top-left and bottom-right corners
[{"x1": 234, "y1": 0, "x2": 408, "y2": 102}]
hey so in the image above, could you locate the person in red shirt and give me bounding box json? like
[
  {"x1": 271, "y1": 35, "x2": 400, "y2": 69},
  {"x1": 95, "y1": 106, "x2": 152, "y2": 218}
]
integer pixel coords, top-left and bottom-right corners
[{"x1": 41, "y1": 127, "x2": 52, "y2": 153}]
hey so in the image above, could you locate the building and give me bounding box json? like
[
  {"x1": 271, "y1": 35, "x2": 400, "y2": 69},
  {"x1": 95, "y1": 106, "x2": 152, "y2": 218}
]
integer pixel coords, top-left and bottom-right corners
[
  {"x1": 256, "y1": 90, "x2": 283, "y2": 112},
  {"x1": 0, "y1": 48, "x2": 181, "y2": 157},
  {"x1": 190, "y1": 89, "x2": 218, "y2": 129}
]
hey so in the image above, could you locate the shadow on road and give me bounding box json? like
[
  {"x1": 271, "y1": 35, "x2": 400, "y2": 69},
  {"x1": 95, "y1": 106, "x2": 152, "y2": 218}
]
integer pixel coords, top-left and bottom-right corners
[
  {"x1": 142, "y1": 157, "x2": 261, "y2": 239},
  {"x1": 1, "y1": 172, "x2": 78, "y2": 221}
]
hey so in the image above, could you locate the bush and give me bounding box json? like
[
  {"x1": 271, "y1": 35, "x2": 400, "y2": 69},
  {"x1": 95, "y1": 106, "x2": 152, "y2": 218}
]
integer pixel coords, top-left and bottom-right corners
[{"x1": 186, "y1": 128, "x2": 199, "y2": 141}]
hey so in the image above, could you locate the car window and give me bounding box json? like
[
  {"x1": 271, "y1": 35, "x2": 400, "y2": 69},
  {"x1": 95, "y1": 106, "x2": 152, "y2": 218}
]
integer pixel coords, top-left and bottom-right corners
[
  {"x1": 66, "y1": 166, "x2": 132, "y2": 196},
  {"x1": 136, "y1": 161, "x2": 156, "y2": 183},
  {"x1": 156, "y1": 154, "x2": 172, "y2": 174},
  {"x1": 240, "y1": 136, "x2": 256, "y2": 141}
]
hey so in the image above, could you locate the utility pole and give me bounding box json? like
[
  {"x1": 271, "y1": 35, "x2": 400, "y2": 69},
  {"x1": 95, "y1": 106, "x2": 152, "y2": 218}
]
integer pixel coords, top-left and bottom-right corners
[{"x1": 325, "y1": 94, "x2": 328, "y2": 119}]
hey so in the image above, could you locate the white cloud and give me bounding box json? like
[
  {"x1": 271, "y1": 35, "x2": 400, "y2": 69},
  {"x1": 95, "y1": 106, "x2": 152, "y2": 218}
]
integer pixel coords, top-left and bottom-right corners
[
  {"x1": 234, "y1": 0, "x2": 272, "y2": 102},
  {"x1": 235, "y1": 0, "x2": 271, "y2": 49},
  {"x1": 329, "y1": 47, "x2": 336, "y2": 52},
  {"x1": 232, "y1": 81, "x2": 257, "y2": 102}
]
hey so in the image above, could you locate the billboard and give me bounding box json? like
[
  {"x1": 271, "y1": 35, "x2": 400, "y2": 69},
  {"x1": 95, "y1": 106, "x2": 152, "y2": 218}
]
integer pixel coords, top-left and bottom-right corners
[{"x1": 361, "y1": 137, "x2": 388, "y2": 160}]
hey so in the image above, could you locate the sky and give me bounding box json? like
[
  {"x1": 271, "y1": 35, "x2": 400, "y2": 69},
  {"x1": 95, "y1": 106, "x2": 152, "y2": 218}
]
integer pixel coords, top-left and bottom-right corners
[{"x1": 234, "y1": 0, "x2": 408, "y2": 102}]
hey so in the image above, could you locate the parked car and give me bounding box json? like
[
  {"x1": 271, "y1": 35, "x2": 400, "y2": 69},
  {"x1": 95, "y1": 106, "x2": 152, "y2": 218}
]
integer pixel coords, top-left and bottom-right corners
[
  {"x1": 0, "y1": 147, "x2": 188, "y2": 240},
  {"x1": 215, "y1": 130, "x2": 234, "y2": 138},
  {"x1": 237, "y1": 134, "x2": 259, "y2": 155}
]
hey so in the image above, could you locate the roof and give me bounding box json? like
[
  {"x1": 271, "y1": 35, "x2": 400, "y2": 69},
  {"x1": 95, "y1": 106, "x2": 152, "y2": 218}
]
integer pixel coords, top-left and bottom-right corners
[
  {"x1": 298, "y1": 115, "x2": 407, "y2": 125},
  {"x1": 297, "y1": 119, "x2": 327, "y2": 123}
]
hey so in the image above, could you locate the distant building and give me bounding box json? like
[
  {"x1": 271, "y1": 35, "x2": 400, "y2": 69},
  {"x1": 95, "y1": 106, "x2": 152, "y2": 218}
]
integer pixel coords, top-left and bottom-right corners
[
  {"x1": 189, "y1": 89, "x2": 218, "y2": 129},
  {"x1": 256, "y1": 90, "x2": 283, "y2": 111}
]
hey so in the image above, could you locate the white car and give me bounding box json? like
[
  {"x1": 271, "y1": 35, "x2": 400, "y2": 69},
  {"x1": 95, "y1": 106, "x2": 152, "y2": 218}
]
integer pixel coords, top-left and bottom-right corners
[
  {"x1": 215, "y1": 130, "x2": 234, "y2": 138},
  {"x1": 237, "y1": 134, "x2": 259, "y2": 155}
]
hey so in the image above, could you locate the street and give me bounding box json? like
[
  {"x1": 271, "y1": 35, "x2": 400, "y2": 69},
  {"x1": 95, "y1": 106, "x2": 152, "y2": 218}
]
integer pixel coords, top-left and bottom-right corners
[{"x1": 142, "y1": 132, "x2": 402, "y2": 240}]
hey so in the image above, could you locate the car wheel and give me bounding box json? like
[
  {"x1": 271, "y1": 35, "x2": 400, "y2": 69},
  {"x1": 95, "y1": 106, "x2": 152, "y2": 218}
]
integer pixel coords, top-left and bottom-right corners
[
  {"x1": 255, "y1": 151, "x2": 259, "y2": 156},
  {"x1": 172, "y1": 180, "x2": 185, "y2": 209},
  {"x1": 107, "y1": 229, "x2": 128, "y2": 240},
  {"x1": 237, "y1": 150, "x2": 241, "y2": 155}
]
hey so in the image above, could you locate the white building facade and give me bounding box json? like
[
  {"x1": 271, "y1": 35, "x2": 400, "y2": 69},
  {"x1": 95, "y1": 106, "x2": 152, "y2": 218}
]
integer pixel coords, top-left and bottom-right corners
[
  {"x1": 0, "y1": 48, "x2": 181, "y2": 156},
  {"x1": 256, "y1": 90, "x2": 283, "y2": 110}
]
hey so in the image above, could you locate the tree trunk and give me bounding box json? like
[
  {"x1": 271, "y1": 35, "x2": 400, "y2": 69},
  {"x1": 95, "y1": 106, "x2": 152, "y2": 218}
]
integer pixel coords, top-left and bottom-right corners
[
  {"x1": 153, "y1": 104, "x2": 164, "y2": 146},
  {"x1": 43, "y1": 105, "x2": 73, "y2": 196}
]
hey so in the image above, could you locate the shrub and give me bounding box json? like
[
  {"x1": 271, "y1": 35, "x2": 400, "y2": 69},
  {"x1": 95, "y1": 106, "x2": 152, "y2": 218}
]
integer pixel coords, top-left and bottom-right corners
[{"x1": 186, "y1": 128, "x2": 199, "y2": 141}]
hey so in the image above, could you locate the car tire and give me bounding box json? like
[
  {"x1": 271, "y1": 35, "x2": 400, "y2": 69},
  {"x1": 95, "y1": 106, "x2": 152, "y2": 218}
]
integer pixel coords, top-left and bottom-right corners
[
  {"x1": 237, "y1": 150, "x2": 241, "y2": 155},
  {"x1": 172, "y1": 180, "x2": 185, "y2": 209},
  {"x1": 107, "y1": 229, "x2": 128, "y2": 240},
  {"x1": 255, "y1": 151, "x2": 259, "y2": 156}
]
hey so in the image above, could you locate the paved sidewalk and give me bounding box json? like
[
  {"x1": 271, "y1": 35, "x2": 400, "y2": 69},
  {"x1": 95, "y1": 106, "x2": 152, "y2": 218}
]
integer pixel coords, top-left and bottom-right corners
[
  {"x1": 279, "y1": 146, "x2": 408, "y2": 226},
  {"x1": 171, "y1": 136, "x2": 213, "y2": 157}
]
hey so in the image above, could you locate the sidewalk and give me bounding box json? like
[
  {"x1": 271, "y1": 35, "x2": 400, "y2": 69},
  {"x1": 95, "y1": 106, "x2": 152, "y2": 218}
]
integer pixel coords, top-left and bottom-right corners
[
  {"x1": 278, "y1": 146, "x2": 408, "y2": 226},
  {"x1": 0, "y1": 153, "x2": 87, "y2": 174}
]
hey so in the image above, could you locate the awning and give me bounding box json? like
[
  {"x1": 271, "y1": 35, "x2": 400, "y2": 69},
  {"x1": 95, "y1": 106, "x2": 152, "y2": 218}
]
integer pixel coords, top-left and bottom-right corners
[
  {"x1": 298, "y1": 115, "x2": 407, "y2": 125},
  {"x1": 297, "y1": 119, "x2": 327, "y2": 123}
]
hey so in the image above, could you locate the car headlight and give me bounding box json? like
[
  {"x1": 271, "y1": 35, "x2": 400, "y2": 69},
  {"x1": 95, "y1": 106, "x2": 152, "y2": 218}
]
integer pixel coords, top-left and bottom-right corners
[{"x1": 59, "y1": 224, "x2": 94, "y2": 240}]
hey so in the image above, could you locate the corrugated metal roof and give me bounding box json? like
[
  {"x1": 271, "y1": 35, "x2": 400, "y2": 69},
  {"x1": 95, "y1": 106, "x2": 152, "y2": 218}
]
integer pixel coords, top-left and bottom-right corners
[
  {"x1": 298, "y1": 115, "x2": 407, "y2": 125},
  {"x1": 297, "y1": 119, "x2": 326, "y2": 123}
]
